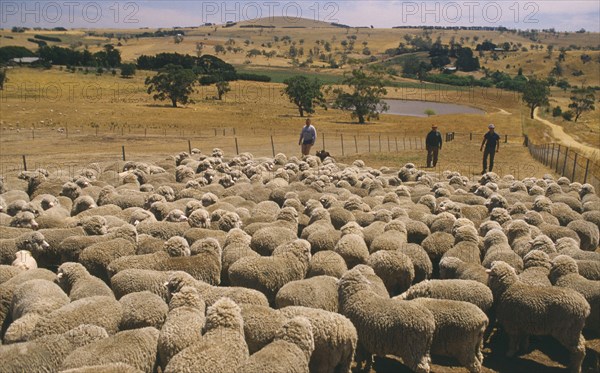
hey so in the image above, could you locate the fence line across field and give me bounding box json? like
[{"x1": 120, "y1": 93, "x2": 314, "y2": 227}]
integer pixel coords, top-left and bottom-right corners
[{"x1": 525, "y1": 137, "x2": 600, "y2": 191}]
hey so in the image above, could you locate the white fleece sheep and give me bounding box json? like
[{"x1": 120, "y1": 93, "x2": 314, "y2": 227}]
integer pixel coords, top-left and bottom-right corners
[
  {"x1": 275, "y1": 275, "x2": 338, "y2": 312},
  {"x1": 158, "y1": 286, "x2": 206, "y2": 370},
  {"x1": 237, "y1": 316, "x2": 314, "y2": 373},
  {"x1": 229, "y1": 239, "x2": 311, "y2": 304},
  {"x1": 487, "y1": 261, "x2": 590, "y2": 373},
  {"x1": 338, "y1": 266, "x2": 435, "y2": 373},
  {"x1": 408, "y1": 298, "x2": 488, "y2": 373},
  {"x1": 549, "y1": 255, "x2": 600, "y2": 334},
  {"x1": 164, "y1": 297, "x2": 249, "y2": 373}
]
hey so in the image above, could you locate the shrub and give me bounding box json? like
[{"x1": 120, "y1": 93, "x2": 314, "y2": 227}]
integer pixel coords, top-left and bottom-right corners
[
  {"x1": 561, "y1": 110, "x2": 574, "y2": 121},
  {"x1": 552, "y1": 106, "x2": 562, "y2": 117}
]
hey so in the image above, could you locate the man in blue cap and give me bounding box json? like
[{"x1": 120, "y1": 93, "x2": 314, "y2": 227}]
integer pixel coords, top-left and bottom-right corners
[{"x1": 480, "y1": 123, "x2": 500, "y2": 174}]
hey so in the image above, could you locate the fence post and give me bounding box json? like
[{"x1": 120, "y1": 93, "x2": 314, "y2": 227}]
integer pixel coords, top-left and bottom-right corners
[
  {"x1": 403, "y1": 137, "x2": 406, "y2": 150},
  {"x1": 270, "y1": 135, "x2": 275, "y2": 157},
  {"x1": 409, "y1": 137, "x2": 412, "y2": 149},
  {"x1": 550, "y1": 144, "x2": 555, "y2": 168},
  {"x1": 214, "y1": 128, "x2": 217, "y2": 136},
  {"x1": 561, "y1": 147, "x2": 569, "y2": 176},
  {"x1": 395, "y1": 137, "x2": 398, "y2": 152},
  {"x1": 188, "y1": 140, "x2": 192, "y2": 154},
  {"x1": 583, "y1": 159, "x2": 590, "y2": 184},
  {"x1": 234, "y1": 137, "x2": 239, "y2": 155},
  {"x1": 22, "y1": 155, "x2": 27, "y2": 171},
  {"x1": 504, "y1": 134, "x2": 508, "y2": 143},
  {"x1": 354, "y1": 135, "x2": 358, "y2": 153},
  {"x1": 470, "y1": 132, "x2": 472, "y2": 141},
  {"x1": 32, "y1": 129, "x2": 34, "y2": 140},
  {"x1": 572, "y1": 153, "x2": 578, "y2": 182},
  {"x1": 122, "y1": 146, "x2": 126, "y2": 161},
  {"x1": 378, "y1": 134, "x2": 381, "y2": 152},
  {"x1": 555, "y1": 145, "x2": 561, "y2": 173},
  {"x1": 368, "y1": 135, "x2": 371, "y2": 153},
  {"x1": 340, "y1": 134, "x2": 344, "y2": 156},
  {"x1": 322, "y1": 133, "x2": 325, "y2": 150},
  {"x1": 144, "y1": 128, "x2": 147, "y2": 138},
  {"x1": 387, "y1": 136, "x2": 390, "y2": 152}
]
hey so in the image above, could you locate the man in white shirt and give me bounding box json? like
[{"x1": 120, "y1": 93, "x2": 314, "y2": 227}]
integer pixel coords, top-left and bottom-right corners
[{"x1": 298, "y1": 119, "x2": 317, "y2": 156}]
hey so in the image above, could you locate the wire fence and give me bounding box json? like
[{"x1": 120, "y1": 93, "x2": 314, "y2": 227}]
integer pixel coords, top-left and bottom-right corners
[{"x1": 525, "y1": 136, "x2": 600, "y2": 190}]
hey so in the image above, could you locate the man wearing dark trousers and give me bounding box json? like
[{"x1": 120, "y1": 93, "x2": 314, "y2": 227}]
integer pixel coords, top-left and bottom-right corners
[
  {"x1": 480, "y1": 123, "x2": 500, "y2": 174},
  {"x1": 425, "y1": 125, "x2": 443, "y2": 168}
]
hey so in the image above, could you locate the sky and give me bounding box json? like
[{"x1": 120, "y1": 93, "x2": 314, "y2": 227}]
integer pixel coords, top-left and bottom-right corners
[{"x1": 1, "y1": 1, "x2": 599, "y2": 32}]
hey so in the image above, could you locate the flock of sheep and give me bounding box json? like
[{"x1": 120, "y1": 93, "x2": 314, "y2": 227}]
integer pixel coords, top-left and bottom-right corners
[{"x1": 0, "y1": 148, "x2": 599, "y2": 373}]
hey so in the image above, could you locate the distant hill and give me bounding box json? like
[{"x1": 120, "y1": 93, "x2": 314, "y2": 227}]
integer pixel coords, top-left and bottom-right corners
[{"x1": 232, "y1": 16, "x2": 339, "y2": 29}]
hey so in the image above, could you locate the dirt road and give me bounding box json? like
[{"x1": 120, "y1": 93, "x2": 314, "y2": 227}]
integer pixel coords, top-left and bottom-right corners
[{"x1": 533, "y1": 108, "x2": 599, "y2": 158}]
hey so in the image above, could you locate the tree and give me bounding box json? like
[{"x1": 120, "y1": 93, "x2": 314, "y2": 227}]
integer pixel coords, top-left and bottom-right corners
[
  {"x1": 215, "y1": 80, "x2": 230, "y2": 100},
  {"x1": 120, "y1": 63, "x2": 136, "y2": 78},
  {"x1": 568, "y1": 88, "x2": 595, "y2": 122},
  {"x1": 424, "y1": 109, "x2": 436, "y2": 117},
  {"x1": 455, "y1": 47, "x2": 480, "y2": 72},
  {"x1": 522, "y1": 78, "x2": 550, "y2": 119},
  {"x1": 0, "y1": 69, "x2": 7, "y2": 90},
  {"x1": 333, "y1": 68, "x2": 389, "y2": 124},
  {"x1": 144, "y1": 64, "x2": 196, "y2": 108},
  {"x1": 214, "y1": 44, "x2": 225, "y2": 54},
  {"x1": 282, "y1": 75, "x2": 327, "y2": 117}
]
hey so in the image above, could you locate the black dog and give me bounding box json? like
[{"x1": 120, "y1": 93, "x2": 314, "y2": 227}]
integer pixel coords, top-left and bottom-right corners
[{"x1": 316, "y1": 150, "x2": 331, "y2": 162}]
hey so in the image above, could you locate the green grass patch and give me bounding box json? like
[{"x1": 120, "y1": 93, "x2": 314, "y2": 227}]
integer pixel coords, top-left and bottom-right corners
[{"x1": 235, "y1": 66, "x2": 343, "y2": 84}]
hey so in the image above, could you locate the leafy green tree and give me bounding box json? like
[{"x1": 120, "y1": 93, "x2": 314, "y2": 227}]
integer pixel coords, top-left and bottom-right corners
[
  {"x1": 522, "y1": 78, "x2": 550, "y2": 119},
  {"x1": 429, "y1": 39, "x2": 450, "y2": 68},
  {"x1": 333, "y1": 68, "x2": 389, "y2": 124},
  {"x1": 0, "y1": 69, "x2": 7, "y2": 90},
  {"x1": 215, "y1": 80, "x2": 231, "y2": 100},
  {"x1": 568, "y1": 88, "x2": 595, "y2": 122},
  {"x1": 120, "y1": 63, "x2": 136, "y2": 78},
  {"x1": 145, "y1": 64, "x2": 196, "y2": 107},
  {"x1": 455, "y1": 47, "x2": 480, "y2": 72},
  {"x1": 424, "y1": 109, "x2": 436, "y2": 117},
  {"x1": 282, "y1": 75, "x2": 327, "y2": 117}
]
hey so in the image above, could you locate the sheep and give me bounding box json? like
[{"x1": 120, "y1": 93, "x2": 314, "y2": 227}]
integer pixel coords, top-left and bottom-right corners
[
  {"x1": 555, "y1": 237, "x2": 600, "y2": 261},
  {"x1": 229, "y1": 240, "x2": 311, "y2": 305},
  {"x1": 408, "y1": 298, "x2": 488, "y2": 373},
  {"x1": 58, "y1": 224, "x2": 137, "y2": 263},
  {"x1": 443, "y1": 226, "x2": 482, "y2": 266},
  {"x1": 4, "y1": 278, "x2": 70, "y2": 343},
  {"x1": 106, "y1": 236, "x2": 190, "y2": 276},
  {"x1": 166, "y1": 271, "x2": 268, "y2": 307},
  {"x1": 481, "y1": 229, "x2": 523, "y2": 273},
  {"x1": 239, "y1": 303, "x2": 288, "y2": 354},
  {"x1": 59, "y1": 363, "x2": 143, "y2": 373},
  {"x1": 549, "y1": 255, "x2": 600, "y2": 334},
  {"x1": 79, "y1": 238, "x2": 137, "y2": 282},
  {"x1": 164, "y1": 297, "x2": 249, "y2": 373},
  {"x1": 576, "y1": 260, "x2": 600, "y2": 281},
  {"x1": 110, "y1": 269, "x2": 173, "y2": 301},
  {"x1": 518, "y1": 250, "x2": 552, "y2": 287},
  {"x1": 236, "y1": 316, "x2": 314, "y2": 373},
  {"x1": 518, "y1": 234, "x2": 556, "y2": 258},
  {"x1": 307, "y1": 250, "x2": 348, "y2": 278},
  {"x1": 158, "y1": 286, "x2": 205, "y2": 370},
  {"x1": 71, "y1": 196, "x2": 98, "y2": 216},
  {"x1": 366, "y1": 250, "x2": 414, "y2": 296},
  {"x1": 486, "y1": 261, "x2": 590, "y2": 373},
  {"x1": 279, "y1": 306, "x2": 358, "y2": 373},
  {"x1": 439, "y1": 257, "x2": 489, "y2": 285},
  {"x1": 566, "y1": 219, "x2": 599, "y2": 251},
  {"x1": 333, "y1": 229, "x2": 369, "y2": 268},
  {"x1": 0, "y1": 324, "x2": 109, "y2": 373},
  {"x1": 421, "y1": 231, "x2": 454, "y2": 266},
  {"x1": 117, "y1": 291, "x2": 168, "y2": 331},
  {"x1": 338, "y1": 266, "x2": 435, "y2": 373},
  {"x1": 0, "y1": 264, "x2": 23, "y2": 283},
  {"x1": 368, "y1": 219, "x2": 408, "y2": 253},
  {"x1": 275, "y1": 275, "x2": 338, "y2": 312},
  {"x1": 60, "y1": 327, "x2": 159, "y2": 373},
  {"x1": 11, "y1": 249, "x2": 37, "y2": 270},
  {"x1": 56, "y1": 262, "x2": 114, "y2": 301},
  {"x1": 29, "y1": 295, "x2": 122, "y2": 340},
  {"x1": 135, "y1": 218, "x2": 189, "y2": 241},
  {"x1": 395, "y1": 279, "x2": 494, "y2": 314},
  {"x1": 250, "y1": 226, "x2": 298, "y2": 256},
  {"x1": 0, "y1": 231, "x2": 49, "y2": 265}
]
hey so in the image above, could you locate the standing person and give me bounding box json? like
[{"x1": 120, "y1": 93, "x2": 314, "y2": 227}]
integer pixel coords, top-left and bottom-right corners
[
  {"x1": 480, "y1": 123, "x2": 500, "y2": 174},
  {"x1": 425, "y1": 124, "x2": 443, "y2": 168},
  {"x1": 298, "y1": 118, "x2": 317, "y2": 156}
]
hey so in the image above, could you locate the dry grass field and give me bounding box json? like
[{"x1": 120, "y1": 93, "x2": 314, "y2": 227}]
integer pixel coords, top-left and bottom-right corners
[{"x1": 1, "y1": 67, "x2": 555, "y2": 181}]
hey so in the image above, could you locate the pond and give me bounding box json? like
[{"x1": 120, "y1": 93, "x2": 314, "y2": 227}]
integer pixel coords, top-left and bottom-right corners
[{"x1": 384, "y1": 99, "x2": 485, "y2": 117}]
